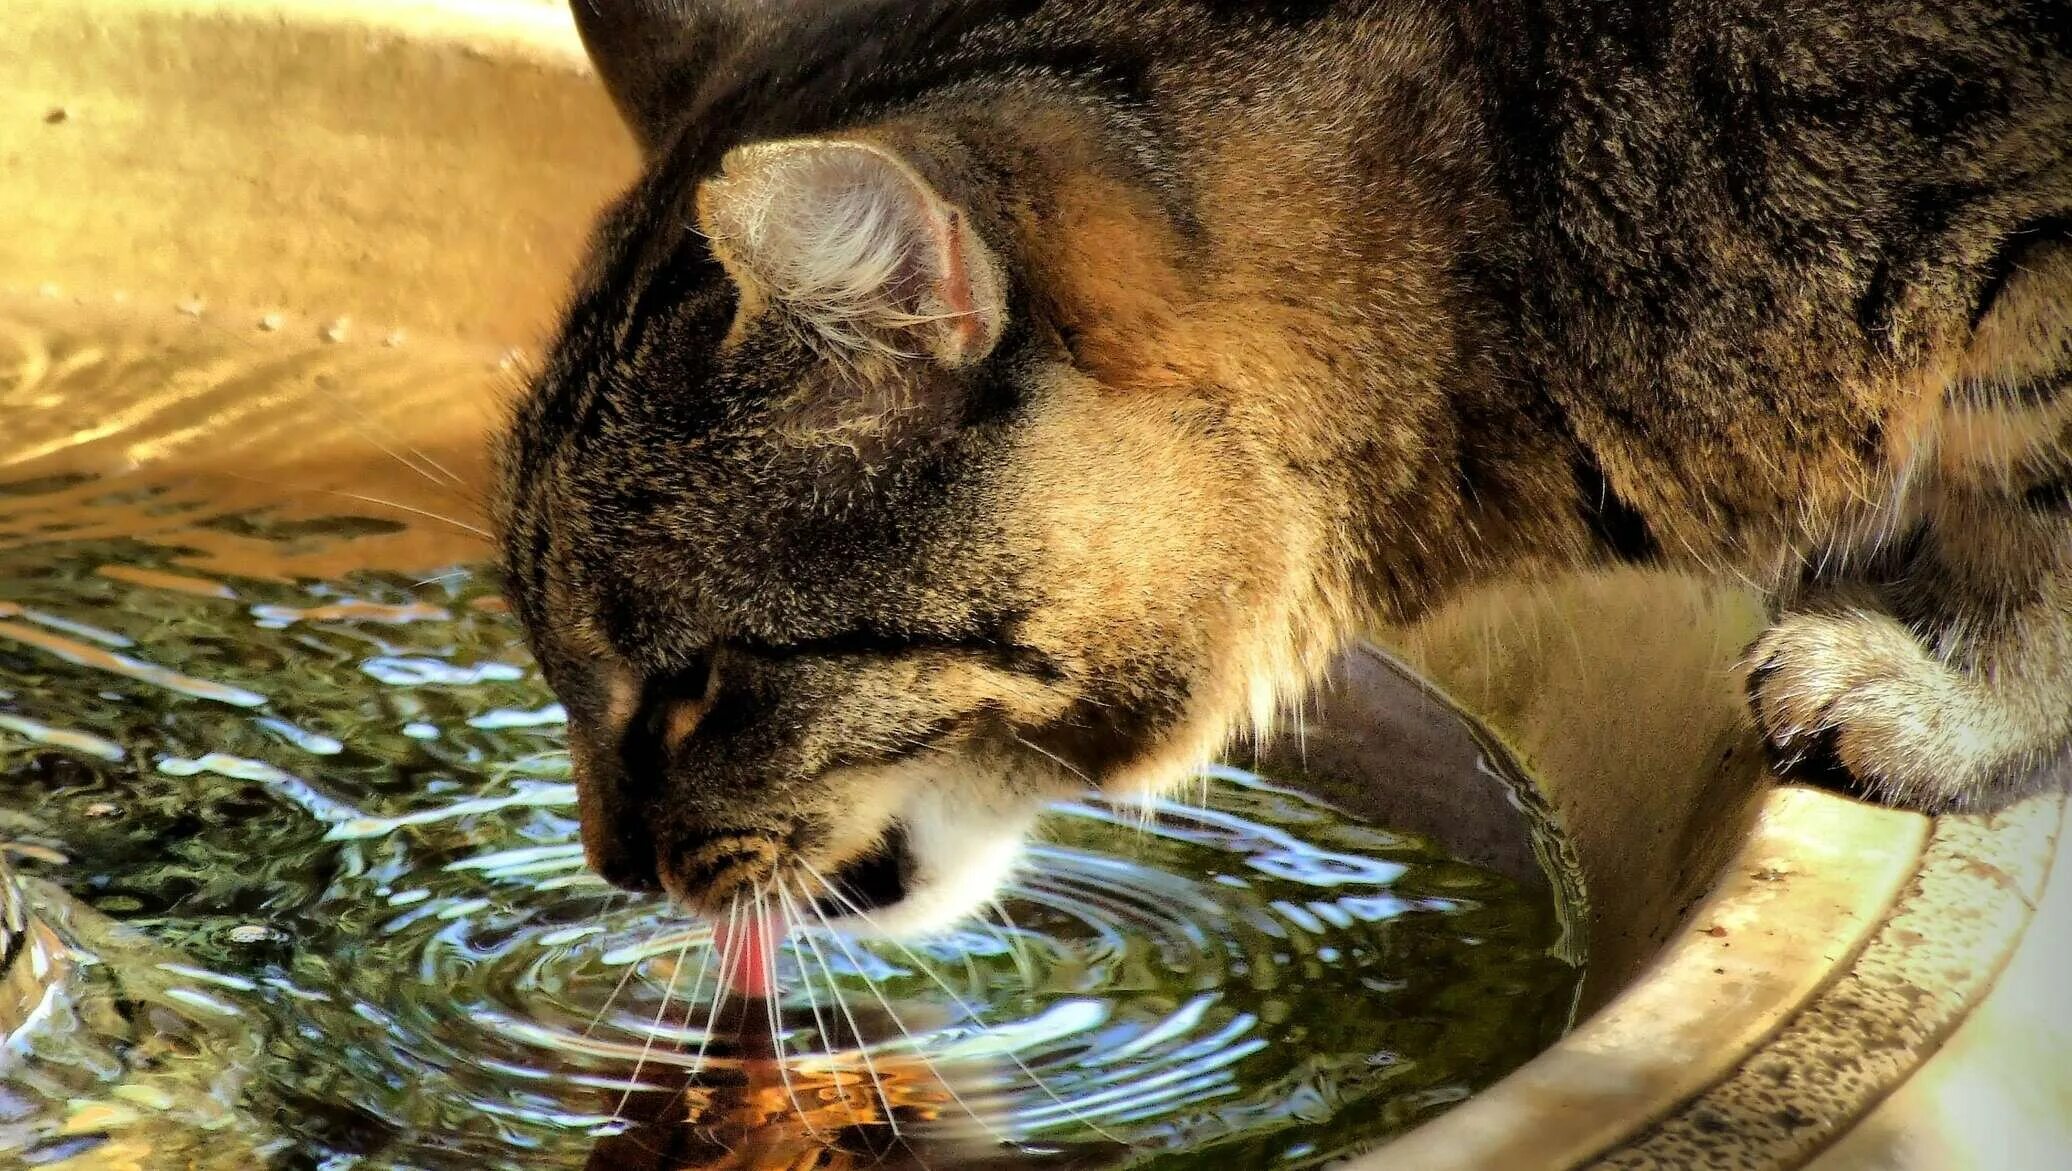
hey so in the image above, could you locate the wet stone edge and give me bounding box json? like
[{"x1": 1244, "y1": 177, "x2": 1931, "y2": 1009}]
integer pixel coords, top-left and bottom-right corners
[{"x1": 1586, "y1": 769, "x2": 2068, "y2": 1171}]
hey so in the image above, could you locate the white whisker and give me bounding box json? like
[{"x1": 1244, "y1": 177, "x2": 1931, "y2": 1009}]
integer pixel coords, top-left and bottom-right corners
[
  {"x1": 335, "y1": 404, "x2": 470, "y2": 494},
  {"x1": 788, "y1": 885, "x2": 905, "y2": 1141},
  {"x1": 219, "y1": 472, "x2": 494, "y2": 539},
  {"x1": 614, "y1": 930, "x2": 692, "y2": 1123},
  {"x1": 802, "y1": 889, "x2": 1011, "y2": 1146},
  {"x1": 323, "y1": 488, "x2": 494, "y2": 539},
  {"x1": 986, "y1": 896, "x2": 1036, "y2": 988},
  {"x1": 690, "y1": 897, "x2": 743, "y2": 1080},
  {"x1": 665, "y1": 920, "x2": 719, "y2": 1045},
  {"x1": 1295, "y1": 690, "x2": 1309, "y2": 773},
  {"x1": 1010, "y1": 733, "x2": 1093, "y2": 786},
  {"x1": 410, "y1": 570, "x2": 470, "y2": 589},
  {"x1": 775, "y1": 879, "x2": 869, "y2": 1127},
  {"x1": 307, "y1": 372, "x2": 480, "y2": 499},
  {"x1": 581, "y1": 929, "x2": 645, "y2": 1041},
  {"x1": 756, "y1": 882, "x2": 822, "y2": 1142},
  {"x1": 803, "y1": 862, "x2": 1118, "y2": 1145}
]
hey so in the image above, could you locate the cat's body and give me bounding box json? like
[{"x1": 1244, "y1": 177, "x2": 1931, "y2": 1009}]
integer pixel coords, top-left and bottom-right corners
[{"x1": 500, "y1": 0, "x2": 2072, "y2": 929}]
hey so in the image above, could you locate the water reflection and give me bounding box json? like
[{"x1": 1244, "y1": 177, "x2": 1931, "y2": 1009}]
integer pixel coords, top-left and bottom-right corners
[{"x1": 0, "y1": 492, "x2": 1579, "y2": 1169}]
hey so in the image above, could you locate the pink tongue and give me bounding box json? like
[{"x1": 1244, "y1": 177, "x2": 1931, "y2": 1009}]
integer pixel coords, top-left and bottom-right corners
[{"x1": 720, "y1": 912, "x2": 780, "y2": 1000}]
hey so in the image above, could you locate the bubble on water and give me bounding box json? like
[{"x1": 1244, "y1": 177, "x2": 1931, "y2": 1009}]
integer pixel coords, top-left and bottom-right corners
[
  {"x1": 21, "y1": 609, "x2": 132, "y2": 648},
  {"x1": 253, "y1": 717, "x2": 343, "y2": 757},
  {"x1": 253, "y1": 600, "x2": 452, "y2": 629},
  {"x1": 1247, "y1": 850, "x2": 1407, "y2": 887},
  {"x1": 0, "y1": 713, "x2": 125, "y2": 762},
  {"x1": 155, "y1": 753, "x2": 362, "y2": 825},
  {"x1": 0, "y1": 621, "x2": 267, "y2": 707},
  {"x1": 467, "y1": 704, "x2": 565, "y2": 730},
  {"x1": 361, "y1": 657, "x2": 525, "y2": 686}
]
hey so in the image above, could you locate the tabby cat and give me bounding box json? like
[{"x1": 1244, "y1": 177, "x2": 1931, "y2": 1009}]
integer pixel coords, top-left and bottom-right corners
[{"x1": 498, "y1": 0, "x2": 2072, "y2": 932}]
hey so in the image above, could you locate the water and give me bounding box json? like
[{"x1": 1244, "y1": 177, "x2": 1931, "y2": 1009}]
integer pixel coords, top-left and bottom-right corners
[{"x1": 0, "y1": 311, "x2": 1581, "y2": 1168}]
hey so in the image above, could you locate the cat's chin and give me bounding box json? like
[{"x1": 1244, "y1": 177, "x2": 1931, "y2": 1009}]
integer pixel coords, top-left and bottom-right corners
[{"x1": 819, "y1": 785, "x2": 1042, "y2": 941}]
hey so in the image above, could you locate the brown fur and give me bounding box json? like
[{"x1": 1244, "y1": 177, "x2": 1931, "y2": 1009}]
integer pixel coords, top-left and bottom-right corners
[{"x1": 498, "y1": 0, "x2": 2072, "y2": 921}]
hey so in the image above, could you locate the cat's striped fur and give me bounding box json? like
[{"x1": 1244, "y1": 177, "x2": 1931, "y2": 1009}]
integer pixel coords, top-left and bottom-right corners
[{"x1": 498, "y1": 0, "x2": 2072, "y2": 926}]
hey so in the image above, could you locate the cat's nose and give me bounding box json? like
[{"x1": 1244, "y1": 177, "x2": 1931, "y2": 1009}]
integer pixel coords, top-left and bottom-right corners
[
  {"x1": 656, "y1": 830, "x2": 784, "y2": 911},
  {"x1": 566, "y1": 732, "x2": 658, "y2": 893},
  {"x1": 575, "y1": 657, "x2": 722, "y2": 895},
  {"x1": 582, "y1": 810, "x2": 663, "y2": 894}
]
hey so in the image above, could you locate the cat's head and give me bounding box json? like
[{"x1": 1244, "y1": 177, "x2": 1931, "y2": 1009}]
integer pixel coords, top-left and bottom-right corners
[{"x1": 496, "y1": 0, "x2": 1353, "y2": 935}]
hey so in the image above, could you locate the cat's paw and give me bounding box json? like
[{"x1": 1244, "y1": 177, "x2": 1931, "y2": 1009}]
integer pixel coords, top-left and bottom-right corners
[{"x1": 1745, "y1": 607, "x2": 2021, "y2": 810}]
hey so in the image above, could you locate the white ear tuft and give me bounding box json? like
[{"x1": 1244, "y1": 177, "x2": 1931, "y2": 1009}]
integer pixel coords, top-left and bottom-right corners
[{"x1": 696, "y1": 139, "x2": 1005, "y2": 366}]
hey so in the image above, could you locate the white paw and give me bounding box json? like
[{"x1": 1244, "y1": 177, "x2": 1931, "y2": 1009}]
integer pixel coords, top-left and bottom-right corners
[{"x1": 1745, "y1": 608, "x2": 2018, "y2": 809}]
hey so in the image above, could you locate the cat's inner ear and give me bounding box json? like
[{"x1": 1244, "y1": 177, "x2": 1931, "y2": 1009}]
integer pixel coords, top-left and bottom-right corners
[{"x1": 696, "y1": 139, "x2": 1007, "y2": 368}]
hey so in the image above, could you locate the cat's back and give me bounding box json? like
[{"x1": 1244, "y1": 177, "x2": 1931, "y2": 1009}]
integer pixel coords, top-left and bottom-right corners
[
  {"x1": 1479, "y1": 0, "x2": 2072, "y2": 352},
  {"x1": 678, "y1": 0, "x2": 1386, "y2": 136}
]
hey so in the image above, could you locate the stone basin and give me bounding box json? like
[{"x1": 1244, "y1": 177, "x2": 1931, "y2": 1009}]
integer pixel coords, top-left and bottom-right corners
[{"x1": 2, "y1": 2, "x2": 2066, "y2": 1167}]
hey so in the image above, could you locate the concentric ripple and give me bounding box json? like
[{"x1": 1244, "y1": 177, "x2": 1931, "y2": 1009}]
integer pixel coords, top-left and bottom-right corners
[{"x1": 0, "y1": 492, "x2": 1580, "y2": 1170}]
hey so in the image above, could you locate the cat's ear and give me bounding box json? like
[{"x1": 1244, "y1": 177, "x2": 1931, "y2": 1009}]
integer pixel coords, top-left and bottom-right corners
[
  {"x1": 696, "y1": 139, "x2": 1007, "y2": 368},
  {"x1": 569, "y1": 0, "x2": 730, "y2": 153}
]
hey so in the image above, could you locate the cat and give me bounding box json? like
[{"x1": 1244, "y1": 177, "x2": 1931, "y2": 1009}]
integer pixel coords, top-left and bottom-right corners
[{"x1": 497, "y1": 0, "x2": 2072, "y2": 934}]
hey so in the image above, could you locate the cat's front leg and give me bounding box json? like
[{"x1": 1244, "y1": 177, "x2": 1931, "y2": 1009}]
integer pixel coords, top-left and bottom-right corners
[
  {"x1": 1747, "y1": 562, "x2": 2072, "y2": 810},
  {"x1": 1750, "y1": 228, "x2": 2072, "y2": 810}
]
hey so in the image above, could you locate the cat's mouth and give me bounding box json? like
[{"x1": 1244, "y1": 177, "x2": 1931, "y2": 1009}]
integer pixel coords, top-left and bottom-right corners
[
  {"x1": 812, "y1": 824, "x2": 914, "y2": 921},
  {"x1": 620, "y1": 742, "x2": 1070, "y2": 938},
  {"x1": 801, "y1": 779, "x2": 1040, "y2": 939}
]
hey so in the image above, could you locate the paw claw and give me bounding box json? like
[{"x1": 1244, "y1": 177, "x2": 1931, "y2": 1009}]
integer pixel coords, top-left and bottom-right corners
[{"x1": 1762, "y1": 723, "x2": 1867, "y2": 799}]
